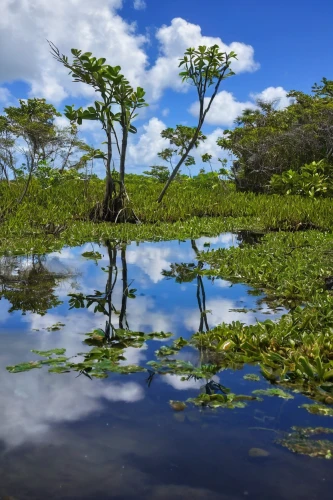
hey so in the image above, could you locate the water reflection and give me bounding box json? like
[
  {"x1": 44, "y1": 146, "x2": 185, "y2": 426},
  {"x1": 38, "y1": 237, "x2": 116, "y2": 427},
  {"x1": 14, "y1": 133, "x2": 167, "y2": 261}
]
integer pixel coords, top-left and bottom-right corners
[
  {"x1": 163, "y1": 239, "x2": 210, "y2": 333},
  {"x1": 1, "y1": 236, "x2": 333, "y2": 499},
  {"x1": 0, "y1": 254, "x2": 76, "y2": 315}
]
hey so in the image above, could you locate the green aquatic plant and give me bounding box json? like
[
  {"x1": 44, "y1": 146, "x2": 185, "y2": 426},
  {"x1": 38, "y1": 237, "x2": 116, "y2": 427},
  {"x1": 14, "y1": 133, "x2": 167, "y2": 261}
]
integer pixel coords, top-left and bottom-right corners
[
  {"x1": 186, "y1": 392, "x2": 256, "y2": 409},
  {"x1": 81, "y1": 251, "x2": 102, "y2": 260},
  {"x1": 276, "y1": 426, "x2": 333, "y2": 459},
  {"x1": 291, "y1": 426, "x2": 333, "y2": 437},
  {"x1": 252, "y1": 388, "x2": 294, "y2": 400},
  {"x1": 0, "y1": 175, "x2": 332, "y2": 257},
  {"x1": 300, "y1": 404, "x2": 333, "y2": 417},
  {"x1": 190, "y1": 291, "x2": 333, "y2": 397},
  {"x1": 243, "y1": 374, "x2": 260, "y2": 382}
]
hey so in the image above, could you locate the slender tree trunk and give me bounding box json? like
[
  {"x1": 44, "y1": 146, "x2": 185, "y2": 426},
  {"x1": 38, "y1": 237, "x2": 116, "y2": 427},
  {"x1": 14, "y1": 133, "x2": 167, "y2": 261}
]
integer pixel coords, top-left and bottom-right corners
[
  {"x1": 157, "y1": 70, "x2": 227, "y2": 203},
  {"x1": 119, "y1": 126, "x2": 128, "y2": 194},
  {"x1": 191, "y1": 239, "x2": 209, "y2": 333},
  {"x1": 0, "y1": 163, "x2": 10, "y2": 186},
  {"x1": 105, "y1": 241, "x2": 117, "y2": 339},
  {"x1": 119, "y1": 247, "x2": 128, "y2": 330},
  {"x1": 102, "y1": 126, "x2": 114, "y2": 214},
  {"x1": 157, "y1": 127, "x2": 201, "y2": 203}
]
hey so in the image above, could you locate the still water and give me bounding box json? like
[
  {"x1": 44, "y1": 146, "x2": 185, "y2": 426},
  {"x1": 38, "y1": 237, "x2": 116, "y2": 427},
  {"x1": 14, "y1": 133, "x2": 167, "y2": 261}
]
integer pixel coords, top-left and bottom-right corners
[{"x1": 0, "y1": 234, "x2": 332, "y2": 500}]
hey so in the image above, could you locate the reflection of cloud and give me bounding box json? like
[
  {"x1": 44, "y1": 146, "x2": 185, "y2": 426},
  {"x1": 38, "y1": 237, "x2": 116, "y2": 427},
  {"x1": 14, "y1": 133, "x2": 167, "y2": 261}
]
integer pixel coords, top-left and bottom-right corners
[
  {"x1": 126, "y1": 235, "x2": 238, "y2": 284},
  {"x1": 1, "y1": 368, "x2": 144, "y2": 448},
  {"x1": 195, "y1": 234, "x2": 237, "y2": 251},
  {"x1": 0, "y1": 299, "x2": 11, "y2": 325},
  {"x1": 127, "y1": 245, "x2": 173, "y2": 283},
  {"x1": 128, "y1": 296, "x2": 174, "y2": 333},
  {"x1": 163, "y1": 374, "x2": 220, "y2": 390},
  {"x1": 215, "y1": 279, "x2": 233, "y2": 289},
  {"x1": 184, "y1": 298, "x2": 257, "y2": 331},
  {"x1": 120, "y1": 345, "x2": 148, "y2": 366}
]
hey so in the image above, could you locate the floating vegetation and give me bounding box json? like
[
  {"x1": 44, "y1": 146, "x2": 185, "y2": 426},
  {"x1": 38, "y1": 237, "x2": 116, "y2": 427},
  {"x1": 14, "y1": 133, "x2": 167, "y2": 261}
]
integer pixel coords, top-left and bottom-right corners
[
  {"x1": 169, "y1": 401, "x2": 187, "y2": 411},
  {"x1": 6, "y1": 361, "x2": 43, "y2": 373},
  {"x1": 187, "y1": 393, "x2": 248, "y2": 409},
  {"x1": 291, "y1": 426, "x2": 333, "y2": 437},
  {"x1": 81, "y1": 251, "x2": 102, "y2": 260},
  {"x1": 155, "y1": 337, "x2": 188, "y2": 357},
  {"x1": 252, "y1": 389, "x2": 294, "y2": 400},
  {"x1": 189, "y1": 289, "x2": 333, "y2": 401},
  {"x1": 276, "y1": 427, "x2": 333, "y2": 459},
  {"x1": 45, "y1": 322, "x2": 65, "y2": 331},
  {"x1": 243, "y1": 374, "x2": 260, "y2": 382},
  {"x1": 300, "y1": 404, "x2": 333, "y2": 417},
  {"x1": 31, "y1": 348, "x2": 66, "y2": 357}
]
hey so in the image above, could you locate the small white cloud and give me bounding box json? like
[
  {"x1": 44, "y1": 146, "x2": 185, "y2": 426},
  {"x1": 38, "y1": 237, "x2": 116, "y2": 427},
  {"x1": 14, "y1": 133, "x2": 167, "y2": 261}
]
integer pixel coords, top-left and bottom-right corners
[
  {"x1": 161, "y1": 108, "x2": 169, "y2": 117},
  {"x1": 128, "y1": 117, "x2": 169, "y2": 167},
  {"x1": 133, "y1": 0, "x2": 146, "y2": 9},
  {"x1": 195, "y1": 127, "x2": 226, "y2": 163},
  {"x1": 146, "y1": 17, "x2": 259, "y2": 101},
  {"x1": 189, "y1": 90, "x2": 256, "y2": 127},
  {"x1": 251, "y1": 86, "x2": 292, "y2": 110}
]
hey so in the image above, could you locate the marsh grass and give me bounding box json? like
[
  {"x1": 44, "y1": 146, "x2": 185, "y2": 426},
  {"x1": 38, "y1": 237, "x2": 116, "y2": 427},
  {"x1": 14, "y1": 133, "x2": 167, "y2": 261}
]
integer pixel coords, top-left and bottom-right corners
[{"x1": 0, "y1": 176, "x2": 332, "y2": 255}]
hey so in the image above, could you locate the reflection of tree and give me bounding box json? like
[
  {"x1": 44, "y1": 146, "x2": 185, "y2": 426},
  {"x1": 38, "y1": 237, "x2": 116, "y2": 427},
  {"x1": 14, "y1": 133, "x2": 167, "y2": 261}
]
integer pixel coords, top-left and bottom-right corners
[
  {"x1": 119, "y1": 248, "x2": 129, "y2": 330},
  {"x1": 0, "y1": 254, "x2": 74, "y2": 315},
  {"x1": 162, "y1": 239, "x2": 210, "y2": 333},
  {"x1": 69, "y1": 240, "x2": 134, "y2": 342}
]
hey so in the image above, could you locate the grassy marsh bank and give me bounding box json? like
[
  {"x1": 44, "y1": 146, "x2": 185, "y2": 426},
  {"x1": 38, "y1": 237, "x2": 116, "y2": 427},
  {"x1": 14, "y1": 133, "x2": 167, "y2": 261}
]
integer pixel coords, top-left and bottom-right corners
[{"x1": 0, "y1": 176, "x2": 332, "y2": 254}]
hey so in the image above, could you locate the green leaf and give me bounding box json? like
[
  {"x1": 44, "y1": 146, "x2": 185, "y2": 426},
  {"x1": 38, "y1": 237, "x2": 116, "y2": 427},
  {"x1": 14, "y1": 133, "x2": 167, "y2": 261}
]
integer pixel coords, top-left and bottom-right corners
[
  {"x1": 6, "y1": 361, "x2": 42, "y2": 373},
  {"x1": 31, "y1": 348, "x2": 66, "y2": 357}
]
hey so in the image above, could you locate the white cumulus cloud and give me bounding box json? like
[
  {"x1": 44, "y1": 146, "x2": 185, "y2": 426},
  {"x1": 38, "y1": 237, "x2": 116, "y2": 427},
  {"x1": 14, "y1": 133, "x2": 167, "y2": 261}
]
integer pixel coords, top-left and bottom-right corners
[
  {"x1": 0, "y1": 0, "x2": 148, "y2": 103},
  {"x1": 251, "y1": 86, "x2": 292, "y2": 110},
  {"x1": 0, "y1": 8, "x2": 260, "y2": 106},
  {"x1": 147, "y1": 17, "x2": 259, "y2": 100},
  {"x1": 189, "y1": 90, "x2": 256, "y2": 127},
  {"x1": 127, "y1": 118, "x2": 230, "y2": 170},
  {"x1": 127, "y1": 117, "x2": 169, "y2": 167}
]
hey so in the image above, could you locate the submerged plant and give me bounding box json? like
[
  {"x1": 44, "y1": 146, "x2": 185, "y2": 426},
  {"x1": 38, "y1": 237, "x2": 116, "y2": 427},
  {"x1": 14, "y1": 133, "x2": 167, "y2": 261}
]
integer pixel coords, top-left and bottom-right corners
[{"x1": 276, "y1": 426, "x2": 333, "y2": 459}]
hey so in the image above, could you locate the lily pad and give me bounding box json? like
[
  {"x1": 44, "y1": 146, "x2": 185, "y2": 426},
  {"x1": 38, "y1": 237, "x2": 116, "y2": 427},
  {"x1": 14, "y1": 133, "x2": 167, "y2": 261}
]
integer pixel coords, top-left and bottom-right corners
[
  {"x1": 6, "y1": 361, "x2": 42, "y2": 373},
  {"x1": 243, "y1": 374, "x2": 260, "y2": 382},
  {"x1": 253, "y1": 388, "x2": 293, "y2": 400},
  {"x1": 187, "y1": 393, "x2": 247, "y2": 409},
  {"x1": 31, "y1": 348, "x2": 66, "y2": 357},
  {"x1": 81, "y1": 251, "x2": 102, "y2": 260}
]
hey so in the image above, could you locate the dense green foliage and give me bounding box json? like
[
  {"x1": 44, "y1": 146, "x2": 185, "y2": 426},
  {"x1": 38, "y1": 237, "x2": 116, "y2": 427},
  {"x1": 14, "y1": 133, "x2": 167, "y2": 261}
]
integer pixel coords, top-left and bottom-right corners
[
  {"x1": 270, "y1": 160, "x2": 332, "y2": 197},
  {"x1": 0, "y1": 175, "x2": 332, "y2": 254},
  {"x1": 218, "y1": 79, "x2": 333, "y2": 192}
]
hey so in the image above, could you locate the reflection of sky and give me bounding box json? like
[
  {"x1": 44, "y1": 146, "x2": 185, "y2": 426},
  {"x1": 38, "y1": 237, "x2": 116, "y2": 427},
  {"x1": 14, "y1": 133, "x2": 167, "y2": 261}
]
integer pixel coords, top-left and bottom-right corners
[
  {"x1": 0, "y1": 236, "x2": 283, "y2": 450},
  {"x1": 1, "y1": 237, "x2": 331, "y2": 499}
]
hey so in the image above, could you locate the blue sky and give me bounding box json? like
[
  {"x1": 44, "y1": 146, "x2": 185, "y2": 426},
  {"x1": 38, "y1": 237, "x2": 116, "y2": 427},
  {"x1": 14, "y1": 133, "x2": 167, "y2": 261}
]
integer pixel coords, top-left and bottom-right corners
[{"x1": 0, "y1": 0, "x2": 332, "y2": 174}]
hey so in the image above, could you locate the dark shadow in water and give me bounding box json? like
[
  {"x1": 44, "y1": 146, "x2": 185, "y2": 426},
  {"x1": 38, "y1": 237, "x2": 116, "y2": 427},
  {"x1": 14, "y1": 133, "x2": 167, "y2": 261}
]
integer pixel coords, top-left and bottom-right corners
[
  {"x1": 0, "y1": 254, "x2": 77, "y2": 315},
  {"x1": 236, "y1": 230, "x2": 266, "y2": 246}
]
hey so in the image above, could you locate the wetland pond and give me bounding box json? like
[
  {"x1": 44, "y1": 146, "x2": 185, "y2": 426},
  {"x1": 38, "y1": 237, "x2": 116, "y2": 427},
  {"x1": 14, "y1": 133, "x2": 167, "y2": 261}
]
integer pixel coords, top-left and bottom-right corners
[{"x1": 0, "y1": 234, "x2": 333, "y2": 500}]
